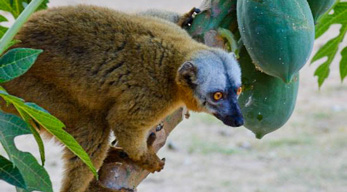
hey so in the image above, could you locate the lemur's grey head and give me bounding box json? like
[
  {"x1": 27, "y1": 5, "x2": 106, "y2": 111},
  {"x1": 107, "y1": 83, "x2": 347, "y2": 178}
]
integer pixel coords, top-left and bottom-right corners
[{"x1": 177, "y1": 48, "x2": 244, "y2": 127}]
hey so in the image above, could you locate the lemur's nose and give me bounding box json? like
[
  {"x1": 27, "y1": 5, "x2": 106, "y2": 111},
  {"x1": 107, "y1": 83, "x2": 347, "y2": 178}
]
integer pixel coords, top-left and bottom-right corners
[{"x1": 233, "y1": 117, "x2": 244, "y2": 127}]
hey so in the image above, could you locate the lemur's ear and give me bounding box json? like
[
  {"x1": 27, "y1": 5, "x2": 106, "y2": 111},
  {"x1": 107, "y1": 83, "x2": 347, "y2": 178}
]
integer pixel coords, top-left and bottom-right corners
[{"x1": 177, "y1": 61, "x2": 198, "y2": 88}]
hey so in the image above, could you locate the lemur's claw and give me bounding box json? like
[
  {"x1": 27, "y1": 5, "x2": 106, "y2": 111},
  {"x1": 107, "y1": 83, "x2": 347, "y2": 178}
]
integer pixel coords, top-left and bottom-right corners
[
  {"x1": 156, "y1": 122, "x2": 164, "y2": 132},
  {"x1": 193, "y1": 8, "x2": 201, "y2": 14}
]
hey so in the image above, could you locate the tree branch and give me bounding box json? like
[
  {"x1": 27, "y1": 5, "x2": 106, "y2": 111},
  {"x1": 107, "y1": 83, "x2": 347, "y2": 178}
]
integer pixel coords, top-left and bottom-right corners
[{"x1": 87, "y1": 108, "x2": 184, "y2": 192}]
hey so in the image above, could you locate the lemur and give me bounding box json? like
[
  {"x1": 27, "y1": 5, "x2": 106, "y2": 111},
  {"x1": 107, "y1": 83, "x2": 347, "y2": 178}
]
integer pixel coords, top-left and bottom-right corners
[{"x1": 2, "y1": 5, "x2": 243, "y2": 192}]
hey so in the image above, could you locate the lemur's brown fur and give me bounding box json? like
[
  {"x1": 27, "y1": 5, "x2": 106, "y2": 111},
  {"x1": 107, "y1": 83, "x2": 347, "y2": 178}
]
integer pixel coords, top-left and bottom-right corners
[{"x1": 2, "y1": 5, "x2": 207, "y2": 192}]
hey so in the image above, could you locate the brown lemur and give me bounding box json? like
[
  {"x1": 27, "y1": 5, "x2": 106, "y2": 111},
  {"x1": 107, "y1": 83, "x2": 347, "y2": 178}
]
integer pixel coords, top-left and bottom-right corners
[{"x1": 2, "y1": 5, "x2": 243, "y2": 192}]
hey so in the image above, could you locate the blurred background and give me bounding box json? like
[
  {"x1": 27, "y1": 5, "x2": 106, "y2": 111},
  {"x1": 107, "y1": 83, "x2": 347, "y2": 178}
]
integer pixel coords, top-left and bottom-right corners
[{"x1": 0, "y1": 0, "x2": 346, "y2": 191}]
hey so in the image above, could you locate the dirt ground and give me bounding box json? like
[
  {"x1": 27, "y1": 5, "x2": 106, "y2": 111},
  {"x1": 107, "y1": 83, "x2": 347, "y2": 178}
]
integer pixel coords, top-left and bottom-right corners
[{"x1": 0, "y1": 0, "x2": 346, "y2": 192}]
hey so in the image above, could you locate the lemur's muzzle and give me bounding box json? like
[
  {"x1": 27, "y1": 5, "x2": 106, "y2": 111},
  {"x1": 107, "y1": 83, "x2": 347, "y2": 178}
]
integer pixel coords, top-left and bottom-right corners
[
  {"x1": 211, "y1": 92, "x2": 244, "y2": 127},
  {"x1": 214, "y1": 112, "x2": 244, "y2": 127},
  {"x1": 225, "y1": 113, "x2": 244, "y2": 127}
]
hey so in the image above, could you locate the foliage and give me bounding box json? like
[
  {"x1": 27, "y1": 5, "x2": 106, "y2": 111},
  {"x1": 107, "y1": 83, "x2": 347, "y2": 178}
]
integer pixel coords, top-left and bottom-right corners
[
  {"x1": 311, "y1": 1, "x2": 347, "y2": 87},
  {"x1": 0, "y1": 0, "x2": 48, "y2": 54},
  {"x1": 0, "y1": 112, "x2": 52, "y2": 191},
  {"x1": 0, "y1": 48, "x2": 42, "y2": 83},
  {"x1": 0, "y1": 88, "x2": 98, "y2": 178},
  {"x1": 0, "y1": 0, "x2": 48, "y2": 18},
  {"x1": 0, "y1": 0, "x2": 97, "y2": 191}
]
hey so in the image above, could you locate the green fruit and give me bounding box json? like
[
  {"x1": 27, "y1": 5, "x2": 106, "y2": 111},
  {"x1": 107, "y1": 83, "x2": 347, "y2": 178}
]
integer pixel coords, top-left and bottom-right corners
[
  {"x1": 237, "y1": 0, "x2": 315, "y2": 82},
  {"x1": 238, "y1": 47, "x2": 299, "y2": 139},
  {"x1": 307, "y1": 0, "x2": 336, "y2": 23}
]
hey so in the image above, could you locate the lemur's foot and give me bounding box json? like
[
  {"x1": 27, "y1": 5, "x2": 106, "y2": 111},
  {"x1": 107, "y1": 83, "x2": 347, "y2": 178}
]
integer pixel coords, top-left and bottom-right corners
[
  {"x1": 135, "y1": 151, "x2": 165, "y2": 173},
  {"x1": 138, "y1": 131, "x2": 165, "y2": 172},
  {"x1": 110, "y1": 145, "x2": 165, "y2": 172},
  {"x1": 178, "y1": 7, "x2": 201, "y2": 28}
]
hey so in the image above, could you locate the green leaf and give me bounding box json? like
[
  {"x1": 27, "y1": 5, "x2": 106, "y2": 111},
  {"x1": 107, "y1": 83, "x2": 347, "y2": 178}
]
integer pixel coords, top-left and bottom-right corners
[
  {"x1": 0, "y1": 0, "x2": 49, "y2": 18},
  {"x1": 0, "y1": 155, "x2": 26, "y2": 189},
  {"x1": 19, "y1": 102, "x2": 98, "y2": 178},
  {"x1": 312, "y1": 25, "x2": 345, "y2": 63},
  {"x1": 13, "y1": 0, "x2": 22, "y2": 18},
  {"x1": 0, "y1": 0, "x2": 47, "y2": 55},
  {"x1": 0, "y1": 0, "x2": 13, "y2": 13},
  {"x1": 0, "y1": 15, "x2": 7, "y2": 22},
  {"x1": 311, "y1": 2, "x2": 347, "y2": 87},
  {"x1": 315, "y1": 2, "x2": 347, "y2": 39},
  {"x1": 0, "y1": 112, "x2": 52, "y2": 192},
  {"x1": 34, "y1": 0, "x2": 49, "y2": 11},
  {"x1": 25, "y1": 102, "x2": 49, "y2": 114},
  {"x1": 314, "y1": 62, "x2": 330, "y2": 87},
  {"x1": 0, "y1": 14, "x2": 10, "y2": 40},
  {"x1": 16, "y1": 106, "x2": 45, "y2": 166},
  {"x1": 22, "y1": 0, "x2": 49, "y2": 12},
  {"x1": 1, "y1": 39, "x2": 21, "y2": 52},
  {"x1": 218, "y1": 28, "x2": 240, "y2": 58},
  {"x1": 0, "y1": 48, "x2": 43, "y2": 83},
  {"x1": 0, "y1": 25, "x2": 8, "y2": 38},
  {"x1": 341, "y1": 46, "x2": 347, "y2": 82},
  {"x1": 0, "y1": 89, "x2": 98, "y2": 178}
]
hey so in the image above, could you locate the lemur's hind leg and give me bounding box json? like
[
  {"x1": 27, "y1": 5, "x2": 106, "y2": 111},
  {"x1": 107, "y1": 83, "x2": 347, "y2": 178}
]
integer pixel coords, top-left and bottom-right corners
[{"x1": 60, "y1": 120, "x2": 111, "y2": 192}]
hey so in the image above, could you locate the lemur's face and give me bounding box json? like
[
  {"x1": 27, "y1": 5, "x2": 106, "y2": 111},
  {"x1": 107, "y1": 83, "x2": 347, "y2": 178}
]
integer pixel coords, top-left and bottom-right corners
[{"x1": 178, "y1": 49, "x2": 244, "y2": 127}]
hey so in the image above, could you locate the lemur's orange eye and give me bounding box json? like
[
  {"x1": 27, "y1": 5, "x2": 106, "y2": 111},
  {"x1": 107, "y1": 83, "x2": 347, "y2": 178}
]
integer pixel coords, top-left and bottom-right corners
[
  {"x1": 213, "y1": 92, "x2": 223, "y2": 101},
  {"x1": 237, "y1": 87, "x2": 242, "y2": 96}
]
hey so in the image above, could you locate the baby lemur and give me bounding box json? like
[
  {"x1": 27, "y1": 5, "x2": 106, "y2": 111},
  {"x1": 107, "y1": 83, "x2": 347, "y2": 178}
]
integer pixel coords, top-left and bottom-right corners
[{"x1": 2, "y1": 5, "x2": 243, "y2": 192}]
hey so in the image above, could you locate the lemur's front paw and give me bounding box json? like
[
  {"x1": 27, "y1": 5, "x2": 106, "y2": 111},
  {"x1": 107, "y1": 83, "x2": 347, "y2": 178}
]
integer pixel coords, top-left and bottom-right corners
[
  {"x1": 135, "y1": 152, "x2": 165, "y2": 173},
  {"x1": 178, "y1": 7, "x2": 201, "y2": 28}
]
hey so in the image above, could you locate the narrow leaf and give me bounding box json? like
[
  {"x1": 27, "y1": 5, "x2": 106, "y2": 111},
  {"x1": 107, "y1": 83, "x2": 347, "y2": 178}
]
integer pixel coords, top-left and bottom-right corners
[
  {"x1": 22, "y1": 0, "x2": 50, "y2": 12},
  {"x1": 0, "y1": 48, "x2": 43, "y2": 83},
  {"x1": 314, "y1": 63, "x2": 330, "y2": 87},
  {"x1": 311, "y1": 24, "x2": 347, "y2": 87},
  {"x1": 0, "y1": 155, "x2": 26, "y2": 189},
  {"x1": 0, "y1": 112, "x2": 52, "y2": 192},
  {"x1": 0, "y1": 0, "x2": 13, "y2": 13},
  {"x1": 16, "y1": 106, "x2": 45, "y2": 166},
  {"x1": 0, "y1": 0, "x2": 50, "y2": 18},
  {"x1": 12, "y1": 0, "x2": 22, "y2": 18},
  {"x1": 18, "y1": 103, "x2": 98, "y2": 178},
  {"x1": 25, "y1": 102, "x2": 49, "y2": 114},
  {"x1": 0, "y1": 0, "x2": 46, "y2": 55},
  {"x1": 315, "y1": 2, "x2": 347, "y2": 39},
  {"x1": 340, "y1": 46, "x2": 347, "y2": 82},
  {"x1": 0, "y1": 90, "x2": 98, "y2": 178},
  {"x1": 311, "y1": 33, "x2": 340, "y2": 63},
  {"x1": 2, "y1": 39, "x2": 21, "y2": 52},
  {"x1": 0, "y1": 25, "x2": 7, "y2": 38},
  {"x1": 0, "y1": 15, "x2": 7, "y2": 22}
]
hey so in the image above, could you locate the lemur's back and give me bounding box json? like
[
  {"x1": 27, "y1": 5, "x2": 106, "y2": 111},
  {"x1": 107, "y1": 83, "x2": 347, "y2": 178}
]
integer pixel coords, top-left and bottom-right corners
[{"x1": 4, "y1": 5, "x2": 206, "y2": 113}]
